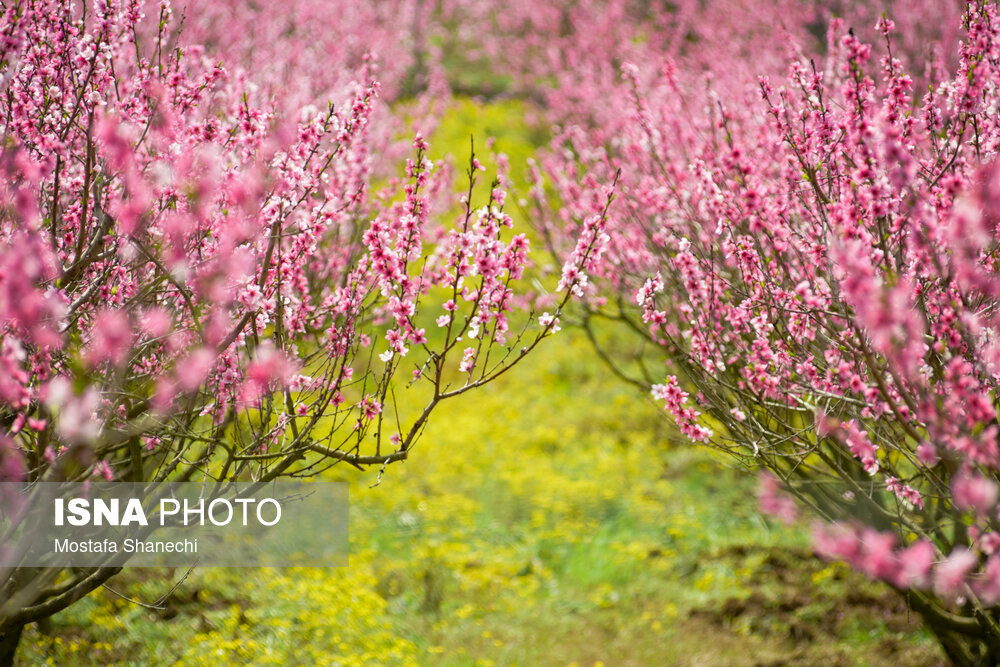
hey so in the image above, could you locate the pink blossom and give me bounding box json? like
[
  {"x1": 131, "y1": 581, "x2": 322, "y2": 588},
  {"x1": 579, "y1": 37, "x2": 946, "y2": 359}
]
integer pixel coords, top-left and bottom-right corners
[
  {"x1": 459, "y1": 347, "x2": 476, "y2": 373},
  {"x1": 757, "y1": 472, "x2": 797, "y2": 524},
  {"x1": 86, "y1": 310, "x2": 133, "y2": 367},
  {"x1": 935, "y1": 549, "x2": 977, "y2": 600},
  {"x1": 976, "y1": 555, "x2": 1000, "y2": 605},
  {"x1": 858, "y1": 529, "x2": 898, "y2": 580},
  {"x1": 894, "y1": 540, "x2": 935, "y2": 589},
  {"x1": 953, "y1": 472, "x2": 999, "y2": 517}
]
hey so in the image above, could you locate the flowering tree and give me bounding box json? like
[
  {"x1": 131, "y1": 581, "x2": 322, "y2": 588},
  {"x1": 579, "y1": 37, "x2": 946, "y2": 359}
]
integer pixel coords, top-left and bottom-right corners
[
  {"x1": 0, "y1": 1, "x2": 609, "y2": 660},
  {"x1": 7, "y1": 0, "x2": 997, "y2": 661},
  {"x1": 534, "y1": 2, "x2": 1000, "y2": 662}
]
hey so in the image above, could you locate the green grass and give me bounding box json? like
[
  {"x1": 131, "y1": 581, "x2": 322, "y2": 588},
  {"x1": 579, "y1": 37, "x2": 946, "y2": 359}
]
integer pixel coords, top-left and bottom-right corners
[{"x1": 18, "y1": 333, "x2": 943, "y2": 666}]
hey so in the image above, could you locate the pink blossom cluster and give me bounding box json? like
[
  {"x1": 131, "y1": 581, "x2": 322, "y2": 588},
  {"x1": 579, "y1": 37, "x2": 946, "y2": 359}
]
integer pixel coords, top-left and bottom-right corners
[
  {"x1": 0, "y1": 0, "x2": 580, "y2": 492},
  {"x1": 527, "y1": 0, "x2": 1000, "y2": 652}
]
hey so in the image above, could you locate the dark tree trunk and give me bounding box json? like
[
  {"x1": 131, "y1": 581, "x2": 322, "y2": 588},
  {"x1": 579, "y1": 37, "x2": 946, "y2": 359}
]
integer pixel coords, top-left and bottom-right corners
[
  {"x1": 928, "y1": 625, "x2": 978, "y2": 667},
  {"x1": 0, "y1": 623, "x2": 24, "y2": 667}
]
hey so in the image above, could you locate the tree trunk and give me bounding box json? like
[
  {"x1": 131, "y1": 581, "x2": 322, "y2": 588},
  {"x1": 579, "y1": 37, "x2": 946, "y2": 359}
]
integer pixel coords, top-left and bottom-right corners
[
  {"x1": 927, "y1": 625, "x2": 978, "y2": 667},
  {"x1": 0, "y1": 623, "x2": 24, "y2": 667}
]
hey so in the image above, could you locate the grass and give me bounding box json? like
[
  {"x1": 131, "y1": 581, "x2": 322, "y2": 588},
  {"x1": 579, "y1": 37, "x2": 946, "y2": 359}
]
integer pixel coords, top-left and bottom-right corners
[{"x1": 17, "y1": 333, "x2": 944, "y2": 666}]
